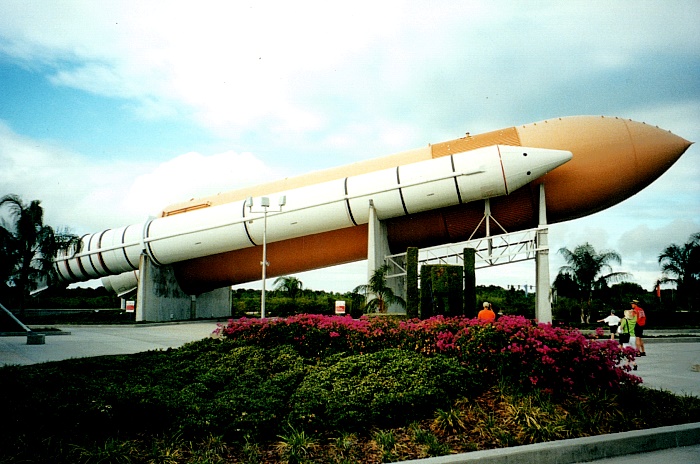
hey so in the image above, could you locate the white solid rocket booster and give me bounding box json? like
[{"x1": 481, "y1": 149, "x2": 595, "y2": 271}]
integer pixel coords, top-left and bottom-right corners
[{"x1": 55, "y1": 144, "x2": 572, "y2": 288}]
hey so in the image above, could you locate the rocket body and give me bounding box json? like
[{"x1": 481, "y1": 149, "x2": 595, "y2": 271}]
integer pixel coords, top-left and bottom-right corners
[
  {"x1": 57, "y1": 145, "x2": 570, "y2": 289},
  {"x1": 55, "y1": 115, "x2": 692, "y2": 294}
]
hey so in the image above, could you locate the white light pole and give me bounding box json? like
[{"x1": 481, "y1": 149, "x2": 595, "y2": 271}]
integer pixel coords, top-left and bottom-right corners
[{"x1": 246, "y1": 195, "x2": 285, "y2": 319}]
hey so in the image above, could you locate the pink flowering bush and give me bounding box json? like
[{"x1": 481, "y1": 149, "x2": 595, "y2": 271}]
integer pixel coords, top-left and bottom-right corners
[{"x1": 216, "y1": 314, "x2": 640, "y2": 394}]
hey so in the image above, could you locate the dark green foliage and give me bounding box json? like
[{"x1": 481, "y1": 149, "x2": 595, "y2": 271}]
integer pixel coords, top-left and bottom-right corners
[
  {"x1": 0, "y1": 333, "x2": 477, "y2": 462},
  {"x1": 17, "y1": 309, "x2": 135, "y2": 326},
  {"x1": 556, "y1": 242, "x2": 631, "y2": 323},
  {"x1": 0, "y1": 340, "x2": 309, "y2": 460},
  {"x1": 406, "y1": 247, "x2": 419, "y2": 318},
  {"x1": 476, "y1": 285, "x2": 535, "y2": 318},
  {"x1": 2, "y1": 287, "x2": 124, "y2": 329},
  {"x1": 420, "y1": 265, "x2": 464, "y2": 318},
  {"x1": 2, "y1": 315, "x2": 700, "y2": 462},
  {"x1": 231, "y1": 289, "x2": 347, "y2": 318},
  {"x1": 0, "y1": 195, "x2": 81, "y2": 312},
  {"x1": 552, "y1": 272, "x2": 579, "y2": 299},
  {"x1": 551, "y1": 295, "x2": 581, "y2": 323},
  {"x1": 290, "y1": 349, "x2": 472, "y2": 431},
  {"x1": 659, "y1": 232, "x2": 700, "y2": 312},
  {"x1": 353, "y1": 263, "x2": 406, "y2": 313},
  {"x1": 266, "y1": 297, "x2": 335, "y2": 317},
  {"x1": 463, "y1": 248, "x2": 476, "y2": 317}
]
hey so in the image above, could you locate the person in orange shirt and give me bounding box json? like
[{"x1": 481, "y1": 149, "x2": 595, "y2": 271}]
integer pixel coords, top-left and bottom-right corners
[
  {"x1": 478, "y1": 301, "x2": 496, "y2": 322},
  {"x1": 631, "y1": 300, "x2": 647, "y2": 356}
]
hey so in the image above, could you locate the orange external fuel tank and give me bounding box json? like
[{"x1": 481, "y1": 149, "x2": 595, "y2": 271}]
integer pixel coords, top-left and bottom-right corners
[{"x1": 164, "y1": 115, "x2": 691, "y2": 294}]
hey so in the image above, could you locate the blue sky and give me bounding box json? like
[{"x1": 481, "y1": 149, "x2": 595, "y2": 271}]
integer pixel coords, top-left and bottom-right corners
[{"x1": 1, "y1": 1, "x2": 698, "y2": 293}]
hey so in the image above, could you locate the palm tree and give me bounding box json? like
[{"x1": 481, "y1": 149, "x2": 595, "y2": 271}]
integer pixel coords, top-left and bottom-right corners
[
  {"x1": 0, "y1": 195, "x2": 80, "y2": 313},
  {"x1": 0, "y1": 225, "x2": 18, "y2": 294},
  {"x1": 557, "y1": 242, "x2": 630, "y2": 323},
  {"x1": 658, "y1": 232, "x2": 700, "y2": 310},
  {"x1": 353, "y1": 264, "x2": 406, "y2": 313},
  {"x1": 274, "y1": 276, "x2": 304, "y2": 300}
]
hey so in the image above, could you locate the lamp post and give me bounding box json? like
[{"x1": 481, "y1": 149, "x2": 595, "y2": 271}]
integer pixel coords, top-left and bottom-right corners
[{"x1": 246, "y1": 195, "x2": 285, "y2": 319}]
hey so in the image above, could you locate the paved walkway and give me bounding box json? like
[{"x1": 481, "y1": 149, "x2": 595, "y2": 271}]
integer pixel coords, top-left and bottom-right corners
[
  {"x1": 575, "y1": 444, "x2": 700, "y2": 464},
  {"x1": 573, "y1": 337, "x2": 700, "y2": 463},
  {"x1": 0, "y1": 325, "x2": 698, "y2": 463},
  {"x1": 0, "y1": 321, "x2": 219, "y2": 366}
]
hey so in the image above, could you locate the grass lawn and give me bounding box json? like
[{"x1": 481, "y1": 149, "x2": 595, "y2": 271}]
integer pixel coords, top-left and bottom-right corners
[{"x1": 1, "y1": 314, "x2": 699, "y2": 464}]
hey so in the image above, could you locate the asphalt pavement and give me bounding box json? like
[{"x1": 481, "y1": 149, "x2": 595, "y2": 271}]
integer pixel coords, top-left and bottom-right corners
[{"x1": 0, "y1": 324, "x2": 698, "y2": 463}]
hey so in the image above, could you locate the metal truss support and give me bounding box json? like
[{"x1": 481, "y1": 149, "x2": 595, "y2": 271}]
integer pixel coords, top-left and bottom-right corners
[
  {"x1": 382, "y1": 193, "x2": 553, "y2": 321},
  {"x1": 387, "y1": 227, "x2": 547, "y2": 271}
]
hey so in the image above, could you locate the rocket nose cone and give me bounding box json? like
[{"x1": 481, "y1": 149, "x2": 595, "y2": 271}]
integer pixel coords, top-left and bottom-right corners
[
  {"x1": 623, "y1": 119, "x2": 693, "y2": 179},
  {"x1": 499, "y1": 146, "x2": 572, "y2": 194},
  {"x1": 514, "y1": 116, "x2": 693, "y2": 222}
]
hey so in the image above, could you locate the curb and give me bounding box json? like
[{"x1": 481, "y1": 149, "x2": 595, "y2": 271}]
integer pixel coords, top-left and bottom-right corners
[
  {"x1": 0, "y1": 330, "x2": 71, "y2": 337},
  {"x1": 397, "y1": 422, "x2": 700, "y2": 464}
]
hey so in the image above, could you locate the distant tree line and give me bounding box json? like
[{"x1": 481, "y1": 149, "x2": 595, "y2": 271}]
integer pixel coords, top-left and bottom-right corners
[{"x1": 553, "y1": 234, "x2": 700, "y2": 327}]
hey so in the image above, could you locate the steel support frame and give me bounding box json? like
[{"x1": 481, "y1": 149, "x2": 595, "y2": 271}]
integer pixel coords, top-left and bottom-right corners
[{"x1": 382, "y1": 190, "x2": 553, "y2": 322}]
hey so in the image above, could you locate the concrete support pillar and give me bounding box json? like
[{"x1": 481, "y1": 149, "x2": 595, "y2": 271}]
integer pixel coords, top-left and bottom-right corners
[
  {"x1": 367, "y1": 200, "x2": 389, "y2": 277},
  {"x1": 535, "y1": 184, "x2": 553, "y2": 323},
  {"x1": 367, "y1": 201, "x2": 404, "y2": 313},
  {"x1": 136, "y1": 254, "x2": 231, "y2": 322}
]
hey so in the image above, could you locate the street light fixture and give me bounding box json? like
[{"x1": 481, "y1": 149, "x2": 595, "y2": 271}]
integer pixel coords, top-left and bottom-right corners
[{"x1": 246, "y1": 195, "x2": 285, "y2": 319}]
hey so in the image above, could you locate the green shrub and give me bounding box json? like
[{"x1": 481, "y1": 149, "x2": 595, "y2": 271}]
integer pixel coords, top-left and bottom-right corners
[
  {"x1": 191, "y1": 344, "x2": 308, "y2": 440},
  {"x1": 4, "y1": 314, "x2": 700, "y2": 463},
  {"x1": 410, "y1": 423, "x2": 451, "y2": 457},
  {"x1": 289, "y1": 349, "x2": 472, "y2": 431},
  {"x1": 276, "y1": 424, "x2": 318, "y2": 464},
  {"x1": 373, "y1": 429, "x2": 398, "y2": 462}
]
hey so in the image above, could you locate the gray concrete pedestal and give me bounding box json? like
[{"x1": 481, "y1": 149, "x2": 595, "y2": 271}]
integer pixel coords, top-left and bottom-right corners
[{"x1": 26, "y1": 332, "x2": 45, "y2": 345}]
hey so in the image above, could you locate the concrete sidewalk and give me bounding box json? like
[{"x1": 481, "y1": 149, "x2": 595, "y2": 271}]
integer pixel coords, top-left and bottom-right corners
[
  {"x1": 0, "y1": 324, "x2": 699, "y2": 463},
  {"x1": 625, "y1": 337, "x2": 700, "y2": 397},
  {"x1": 0, "y1": 321, "x2": 220, "y2": 366}
]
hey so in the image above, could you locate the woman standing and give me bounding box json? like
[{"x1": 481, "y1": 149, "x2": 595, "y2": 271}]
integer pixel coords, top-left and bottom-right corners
[
  {"x1": 597, "y1": 309, "x2": 621, "y2": 340},
  {"x1": 619, "y1": 309, "x2": 638, "y2": 371}
]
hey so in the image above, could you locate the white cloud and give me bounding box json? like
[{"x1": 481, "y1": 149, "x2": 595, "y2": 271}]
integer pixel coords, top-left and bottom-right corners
[
  {"x1": 3, "y1": 1, "x2": 696, "y2": 145},
  {"x1": 123, "y1": 150, "x2": 284, "y2": 218},
  {"x1": 0, "y1": 121, "x2": 283, "y2": 234},
  {"x1": 618, "y1": 221, "x2": 700, "y2": 264},
  {"x1": 0, "y1": 121, "x2": 120, "y2": 231},
  {"x1": 2, "y1": 1, "x2": 411, "y2": 136}
]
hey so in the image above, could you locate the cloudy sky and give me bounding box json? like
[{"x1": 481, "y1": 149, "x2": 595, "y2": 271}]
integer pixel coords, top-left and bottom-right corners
[{"x1": 1, "y1": 1, "x2": 698, "y2": 294}]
